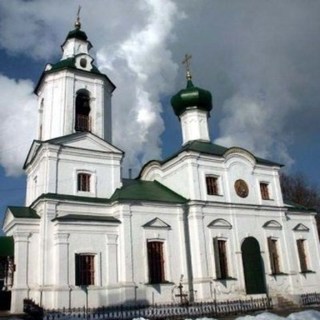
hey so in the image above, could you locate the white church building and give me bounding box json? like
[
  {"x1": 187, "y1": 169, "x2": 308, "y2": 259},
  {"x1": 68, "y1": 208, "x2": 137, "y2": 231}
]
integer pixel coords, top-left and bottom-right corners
[{"x1": 2, "y1": 18, "x2": 320, "y2": 314}]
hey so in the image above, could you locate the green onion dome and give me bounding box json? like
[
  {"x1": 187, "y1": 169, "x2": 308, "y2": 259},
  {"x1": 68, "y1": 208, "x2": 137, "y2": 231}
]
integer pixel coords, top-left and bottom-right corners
[
  {"x1": 66, "y1": 28, "x2": 88, "y2": 42},
  {"x1": 171, "y1": 78, "x2": 212, "y2": 117},
  {"x1": 65, "y1": 14, "x2": 88, "y2": 42}
]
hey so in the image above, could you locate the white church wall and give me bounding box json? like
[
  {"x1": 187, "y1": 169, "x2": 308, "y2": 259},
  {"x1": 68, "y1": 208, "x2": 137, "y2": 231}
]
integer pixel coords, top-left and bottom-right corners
[{"x1": 123, "y1": 203, "x2": 187, "y2": 304}]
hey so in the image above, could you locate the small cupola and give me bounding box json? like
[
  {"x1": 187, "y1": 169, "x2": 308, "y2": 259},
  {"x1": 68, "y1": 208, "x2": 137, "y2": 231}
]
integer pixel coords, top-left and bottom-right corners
[
  {"x1": 61, "y1": 10, "x2": 93, "y2": 60},
  {"x1": 171, "y1": 54, "x2": 213, "y2": 145}
]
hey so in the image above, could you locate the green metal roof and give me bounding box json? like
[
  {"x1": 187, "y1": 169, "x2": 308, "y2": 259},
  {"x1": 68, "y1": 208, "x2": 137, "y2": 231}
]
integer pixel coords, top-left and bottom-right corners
[
  {"x1": 34, "y1": 58, "x2": 116, "y2": 94},
  {"x1": 8, "y1": 206, "x2": 40, "y2": 219},
  {"x1": 171, "y1": 79, "x2": 212, "y2": 116},
  {"x1": 32, "y1": 193, "x2": 111, "y2": 206},
  {"x1": 31, "y1": 181, "x2": 186, "y2": 207},
  {"x1": 0, "y1": 237, "x2": 14, "y2": 257},
  {"x1": 284, "y1": 200, "x2": 315, "y2": 212},
  {"x1": 110, "y1": 179, "x2": 187, "y2": 204},
  {"x1": 52, "y1": 214, "x2": 120, "y2": 223},
  {"x1": 66, "y1": 28, "x2": 88, "y2": 42},
  {"x1": 161, "y1": 140, "x2": 282, "y2": 167},
  {"x1": 49, "y1": 57, "x2": 101, "y2": 75}
]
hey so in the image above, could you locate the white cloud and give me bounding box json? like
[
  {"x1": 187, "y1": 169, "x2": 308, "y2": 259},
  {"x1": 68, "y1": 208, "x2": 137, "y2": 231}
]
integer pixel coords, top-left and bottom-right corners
[
  {"x1": 97, "y1": 0, "x2": 182, "y2": 174},
  {"x1": 0, "y1": 75, "x2": 37, "y2": 176}
]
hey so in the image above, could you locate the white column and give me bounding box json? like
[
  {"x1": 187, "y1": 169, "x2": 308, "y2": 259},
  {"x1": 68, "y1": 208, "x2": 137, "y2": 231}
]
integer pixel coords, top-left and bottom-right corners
[
  {"x1": 188, "y1": 205, "x2": 211, "y2": 299},
  {"x1": 53, "y1": 233, "x2": 70, "y2": 309},
  {"x1": 11, "y1": 232, "x2": 30, "y2": 313},
  {"x1": 106, "y1": 234, "x2": 118, "y2": 285},
  {"x1": 54, "y1": 233, "x2": 70, "y2": 287}
]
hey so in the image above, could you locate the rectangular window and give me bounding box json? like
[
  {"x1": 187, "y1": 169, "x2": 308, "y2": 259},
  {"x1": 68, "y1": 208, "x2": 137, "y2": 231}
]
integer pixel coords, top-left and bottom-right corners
[
  {"x1": 297, "y1": 239, "x2": 308, "y2": 272},
  {"x1": 260, "y1": 183, "x2": 270, "y2": 200},
  {"x1": 75, "y1": 254, "x2": 95, "y2": 286},
  {"x1": 268, "y1": 237, "x2": 281, "y2": 274},
  {"x1": 213, "y1": 238, "x2": 229, "y2": 279},
  {"x1": 78, "y1": 173, "x2": 91, "y2": 192},
  {"x1": 147, "y1": 241, "x2": 165, "y2": 284},
  {"x1": 206, "y1": 176, "x2": 219, "y2": 195}
]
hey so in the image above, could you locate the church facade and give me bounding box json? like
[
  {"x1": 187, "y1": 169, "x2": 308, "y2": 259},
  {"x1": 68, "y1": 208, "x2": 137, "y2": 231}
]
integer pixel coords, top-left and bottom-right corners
[{"x1": 2, "y1": 18, "x2": 320, "y2": 313}]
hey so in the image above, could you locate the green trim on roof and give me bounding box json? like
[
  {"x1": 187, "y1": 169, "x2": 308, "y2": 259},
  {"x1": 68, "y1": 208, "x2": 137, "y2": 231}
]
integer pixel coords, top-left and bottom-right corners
[
  {"x1": 52, "y1": 214, "x2": 120, "y2": 223},
  {"x1": 8, "y1": 206, "x2": 40, "y2": 219},
  {"x1": 66, "y1": 28, "x2": 88, "y2": 42},
  {"x1": 111, "y1": 179, "x2": 187, "y2": 204},
  {"x1": 284, "y1": 200, "x2": 315, "y2": 212},
  {"x1": 49, "y1": 57, "x2": 101, "y2": 75},
  {"x1": 34, "y1": 60, "x2": 116, "y2": 94},
  {"x1": 33, "y1": 193, "x2": 111, "y2": 206},
  {"x1": 0, "y1": 237, "x2": 14, "y2": 257},
  {"x1": 161, "y1": 140, "x2": 282, "y2": 167}
]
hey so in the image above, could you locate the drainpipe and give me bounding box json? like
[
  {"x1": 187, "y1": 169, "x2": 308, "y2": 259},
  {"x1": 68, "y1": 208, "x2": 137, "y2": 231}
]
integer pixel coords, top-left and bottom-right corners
[{"x1": 183, "y1": 203, "x2": 194, "y2": 302}]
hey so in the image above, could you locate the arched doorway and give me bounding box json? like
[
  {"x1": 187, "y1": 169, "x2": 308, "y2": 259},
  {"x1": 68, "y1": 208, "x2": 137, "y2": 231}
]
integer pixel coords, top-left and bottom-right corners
[{"x1": 241, "y1": 237, "x2": 266, "y2": 294}]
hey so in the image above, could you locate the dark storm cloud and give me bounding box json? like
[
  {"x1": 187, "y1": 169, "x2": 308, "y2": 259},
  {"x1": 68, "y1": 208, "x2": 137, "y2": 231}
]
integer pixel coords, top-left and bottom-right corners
[{"x1": 172, "y1": 0, "x2": 320, "y2": 166}]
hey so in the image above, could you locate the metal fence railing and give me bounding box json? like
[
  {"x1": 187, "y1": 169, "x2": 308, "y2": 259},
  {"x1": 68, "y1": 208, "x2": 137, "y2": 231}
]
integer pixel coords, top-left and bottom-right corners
[
  {"x1": 301, "y1": 292, "x2": 320, "y2": 306},
  {"x1": 24, "y1": 296, "x2": 272, "y2": 320}
]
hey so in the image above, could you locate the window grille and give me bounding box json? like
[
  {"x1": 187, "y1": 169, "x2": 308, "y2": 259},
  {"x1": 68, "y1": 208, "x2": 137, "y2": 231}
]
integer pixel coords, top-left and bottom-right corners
[
  {"x1": 78, "y1": 173, "x2": 91, "y2": 192},
  {"x1": 206, "y1": 176, "x2": 219, "y2": 195},
  {"x1": 75, "y1": 91, "x2": 91, "y2": 132},
  {"x1": 260, "y1": 183, "x2": 270, "y2": 200}
]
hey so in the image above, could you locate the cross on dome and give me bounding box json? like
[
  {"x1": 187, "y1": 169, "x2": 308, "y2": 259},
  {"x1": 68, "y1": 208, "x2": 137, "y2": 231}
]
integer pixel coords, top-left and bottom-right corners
[
  {"x1": 182, "y1": 54, "x2": 192, "y2": 80},
  {"x1": 75, "y1": 5, "x2": 82, "y2": 29}
]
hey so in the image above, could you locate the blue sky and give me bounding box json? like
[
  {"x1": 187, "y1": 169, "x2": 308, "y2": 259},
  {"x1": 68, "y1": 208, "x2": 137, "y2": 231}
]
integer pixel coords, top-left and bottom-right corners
[{"x1": 0, "y1": 0, "x2": 320, "y2": 231}]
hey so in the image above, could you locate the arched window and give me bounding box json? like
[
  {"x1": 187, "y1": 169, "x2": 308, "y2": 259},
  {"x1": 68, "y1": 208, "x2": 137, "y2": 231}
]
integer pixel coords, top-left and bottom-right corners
[{"x1": 75, "y1": 90, "x2": 91, "y2": 132}]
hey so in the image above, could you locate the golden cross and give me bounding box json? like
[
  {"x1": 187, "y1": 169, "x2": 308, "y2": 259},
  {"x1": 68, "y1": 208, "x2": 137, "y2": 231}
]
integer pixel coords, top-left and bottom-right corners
[
  {"x1": 75, "y1": 5, "x2": 82, "y2": 29},
  {"x1": 77, "y1": 5, "x2": 81, "y2": 20}
]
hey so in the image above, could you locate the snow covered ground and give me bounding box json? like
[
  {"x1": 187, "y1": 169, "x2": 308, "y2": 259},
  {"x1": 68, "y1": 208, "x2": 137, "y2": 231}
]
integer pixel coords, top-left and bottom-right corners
[
  {"x1": 234, "y1": 310, "x2": 320, "y2": 319},
  {"x1": 131, "y1": 310, "x2": 320, "y2": 320}
]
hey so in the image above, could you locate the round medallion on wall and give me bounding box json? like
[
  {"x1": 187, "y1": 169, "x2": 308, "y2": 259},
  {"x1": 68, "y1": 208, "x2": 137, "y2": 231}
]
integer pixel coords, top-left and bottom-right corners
[{"x1": 234, "y1": 179, "x2": 249, "y2": 198}]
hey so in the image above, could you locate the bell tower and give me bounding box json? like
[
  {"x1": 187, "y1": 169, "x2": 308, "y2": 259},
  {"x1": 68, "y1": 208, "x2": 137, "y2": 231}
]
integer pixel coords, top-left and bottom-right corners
[{"x1": 35, "y1": 12, "x2": 115, "y2": 142}]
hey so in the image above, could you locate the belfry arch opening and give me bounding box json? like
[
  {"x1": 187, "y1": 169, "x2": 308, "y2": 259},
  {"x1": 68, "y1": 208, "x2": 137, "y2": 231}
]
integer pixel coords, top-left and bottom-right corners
[{"x1": 75, "y1": 89, "x2": 91, "y2": 132}]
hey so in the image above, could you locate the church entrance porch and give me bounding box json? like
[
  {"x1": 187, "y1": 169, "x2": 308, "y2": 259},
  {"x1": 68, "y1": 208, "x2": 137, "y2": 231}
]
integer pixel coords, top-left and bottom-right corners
[{"x1": 241, "y1": 237, "x2": 266, "y2": 295}]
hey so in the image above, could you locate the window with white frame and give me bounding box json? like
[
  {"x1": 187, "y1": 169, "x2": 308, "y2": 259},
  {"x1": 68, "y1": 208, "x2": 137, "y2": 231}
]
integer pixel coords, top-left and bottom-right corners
[{"x1": 77, "y1": 173, "x2": 91, "y2": 192}]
